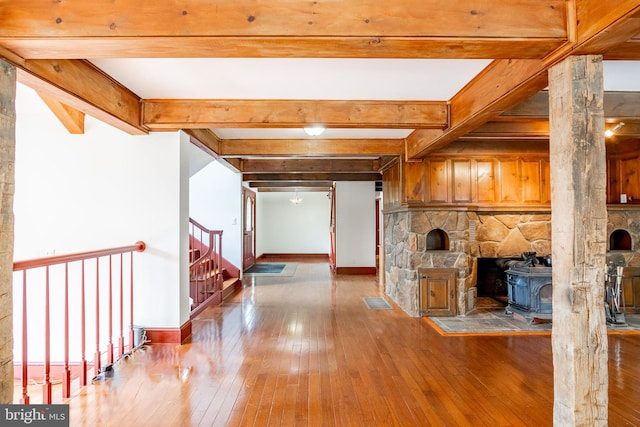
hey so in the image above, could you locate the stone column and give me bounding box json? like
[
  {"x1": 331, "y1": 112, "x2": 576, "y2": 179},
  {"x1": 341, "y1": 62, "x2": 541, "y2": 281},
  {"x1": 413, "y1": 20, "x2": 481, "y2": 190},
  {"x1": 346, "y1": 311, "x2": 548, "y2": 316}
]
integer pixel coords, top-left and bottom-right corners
[
  {"x1": 0, "y1": 59, "x2": 16, "y2": 404},
  {"x1": 548, "y1": 55, "x2": 607, "y2": 426}
]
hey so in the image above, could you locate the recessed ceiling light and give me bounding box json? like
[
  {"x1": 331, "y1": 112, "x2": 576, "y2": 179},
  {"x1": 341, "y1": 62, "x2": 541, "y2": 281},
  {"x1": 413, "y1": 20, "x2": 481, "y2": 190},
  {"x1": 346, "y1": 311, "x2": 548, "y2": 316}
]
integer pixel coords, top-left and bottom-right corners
[{"x1": 303, "y1": 126, "x2": 325, "y2": 137}]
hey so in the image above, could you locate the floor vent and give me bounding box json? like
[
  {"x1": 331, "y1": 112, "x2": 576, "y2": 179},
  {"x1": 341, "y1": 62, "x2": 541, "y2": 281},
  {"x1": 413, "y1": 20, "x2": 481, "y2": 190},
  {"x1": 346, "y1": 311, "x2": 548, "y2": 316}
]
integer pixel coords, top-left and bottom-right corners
[{"x1": 363, "y1": 297, "x2": 393, "y2": 310}]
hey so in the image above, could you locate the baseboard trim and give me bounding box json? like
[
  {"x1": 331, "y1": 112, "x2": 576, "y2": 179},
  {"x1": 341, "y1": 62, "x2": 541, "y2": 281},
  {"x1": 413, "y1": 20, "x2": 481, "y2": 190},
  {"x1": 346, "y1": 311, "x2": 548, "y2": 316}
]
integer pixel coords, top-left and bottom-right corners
[
  {"x1": 145, "y1": 320, "x2": 192, "y2": 345},
  {"x1": 334, "y1": 266, "x2": 377, "y2": 275},
  {"x1": 258, "y1": 253, "x2": 329, "y2": 261}
]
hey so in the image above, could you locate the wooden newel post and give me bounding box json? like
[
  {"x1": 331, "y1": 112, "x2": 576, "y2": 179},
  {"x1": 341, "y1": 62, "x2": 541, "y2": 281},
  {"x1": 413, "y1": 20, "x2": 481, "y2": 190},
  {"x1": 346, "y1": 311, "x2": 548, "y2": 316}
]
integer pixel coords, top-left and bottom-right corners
[
  {"x1": 0, "y1": 59, "x2": 16, "y2": 404},
  {"x1": 549, "y1": 55, "x2": 608, "y2": 426}
]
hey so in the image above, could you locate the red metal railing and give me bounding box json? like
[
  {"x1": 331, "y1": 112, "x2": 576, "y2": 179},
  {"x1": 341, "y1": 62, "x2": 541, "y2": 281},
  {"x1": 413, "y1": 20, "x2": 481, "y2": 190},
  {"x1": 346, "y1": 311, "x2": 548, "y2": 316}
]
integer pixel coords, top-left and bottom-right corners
[
  {"x1": 12, "y1": 241, "x2": 146, "y2": 404},
  {"x1": 189, "y1": 218, "x2": 223, "y2": 314}
]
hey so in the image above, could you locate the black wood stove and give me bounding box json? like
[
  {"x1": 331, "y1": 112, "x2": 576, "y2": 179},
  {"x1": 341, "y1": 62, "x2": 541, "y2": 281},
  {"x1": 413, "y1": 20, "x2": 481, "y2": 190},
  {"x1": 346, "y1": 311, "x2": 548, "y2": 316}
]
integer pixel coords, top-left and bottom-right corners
[{"x1": 505, "y1": 264, "x2": 553, "y2": 322}]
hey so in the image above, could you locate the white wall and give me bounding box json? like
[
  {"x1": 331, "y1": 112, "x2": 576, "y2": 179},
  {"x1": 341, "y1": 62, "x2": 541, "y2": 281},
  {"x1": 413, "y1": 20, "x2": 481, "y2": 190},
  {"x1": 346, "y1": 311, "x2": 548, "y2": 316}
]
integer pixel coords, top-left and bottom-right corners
[
  {"x1": 14, "y1": 84, "x2": 188, "y2": 336},
  {"x1": 336, "y1": 182, "x2": 376, "y2": 267},
  {"x1": 256, "y1": 191, "x2": 330, "y2": 256},
  {"x1": 189, "y1": 160, "x2": 243, "y2": 268}
]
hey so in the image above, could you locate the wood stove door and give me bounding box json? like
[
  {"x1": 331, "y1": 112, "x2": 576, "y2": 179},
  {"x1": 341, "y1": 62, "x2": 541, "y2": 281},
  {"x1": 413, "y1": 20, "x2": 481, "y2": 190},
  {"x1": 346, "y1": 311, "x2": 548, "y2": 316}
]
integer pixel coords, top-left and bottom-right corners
[{"x1": 419, "y1": 268, "x2": 457, "y2": 316}]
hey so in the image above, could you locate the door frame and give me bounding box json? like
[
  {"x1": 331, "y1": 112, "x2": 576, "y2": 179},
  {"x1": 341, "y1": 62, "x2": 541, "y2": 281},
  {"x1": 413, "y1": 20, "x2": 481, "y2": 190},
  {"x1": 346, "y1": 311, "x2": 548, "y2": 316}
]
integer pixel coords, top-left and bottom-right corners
[{"x1": 242, "y1": 187, "x2": 256, "y2": 271}]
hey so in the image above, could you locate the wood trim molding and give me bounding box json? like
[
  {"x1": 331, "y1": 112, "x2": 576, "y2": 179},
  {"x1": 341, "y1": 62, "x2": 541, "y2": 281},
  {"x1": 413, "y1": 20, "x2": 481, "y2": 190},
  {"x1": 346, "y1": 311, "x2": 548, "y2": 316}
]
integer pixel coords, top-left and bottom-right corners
[
  {"x1": 334, "y1": 266, "x2": 377, "y2": 275},
  {"x1": 145, "y1": 320, "x2": 192, "y2": 345},
  {"x1": 258, "y1": 253, "x2": 330, "y2": 261}
]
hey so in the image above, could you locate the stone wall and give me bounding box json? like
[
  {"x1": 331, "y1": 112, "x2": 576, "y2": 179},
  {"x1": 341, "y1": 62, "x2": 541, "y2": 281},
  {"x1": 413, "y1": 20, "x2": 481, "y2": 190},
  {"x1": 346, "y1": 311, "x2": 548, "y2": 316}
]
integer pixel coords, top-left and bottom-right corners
[{"x1": 384, "y1": 208, "x2": 553, "y2": 317}]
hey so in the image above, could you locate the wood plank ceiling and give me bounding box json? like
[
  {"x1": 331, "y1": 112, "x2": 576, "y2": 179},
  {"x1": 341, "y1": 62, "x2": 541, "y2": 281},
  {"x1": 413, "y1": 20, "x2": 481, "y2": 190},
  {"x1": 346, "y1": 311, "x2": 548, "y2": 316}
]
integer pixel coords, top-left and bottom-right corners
[{"x1": 1, "y1": 1, "x2": 639, "y2": 191}]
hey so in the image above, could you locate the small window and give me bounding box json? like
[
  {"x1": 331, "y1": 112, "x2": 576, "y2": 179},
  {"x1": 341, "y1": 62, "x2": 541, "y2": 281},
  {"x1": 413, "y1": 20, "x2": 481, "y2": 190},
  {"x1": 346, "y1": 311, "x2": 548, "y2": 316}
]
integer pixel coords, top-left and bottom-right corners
[
  {"x1": 426, "y1": 229, "x2": 449, "y2": 251},
  {"x1": 610, "y1": 229, "x2": 632, "y2": 251}
]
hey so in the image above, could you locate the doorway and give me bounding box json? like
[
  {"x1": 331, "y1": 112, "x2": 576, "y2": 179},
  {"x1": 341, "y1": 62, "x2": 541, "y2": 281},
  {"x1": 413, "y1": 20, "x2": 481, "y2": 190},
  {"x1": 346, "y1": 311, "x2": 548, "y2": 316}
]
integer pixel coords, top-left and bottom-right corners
[{"x1": 242, "y1": 187, "x2": 256, "y2": 271}]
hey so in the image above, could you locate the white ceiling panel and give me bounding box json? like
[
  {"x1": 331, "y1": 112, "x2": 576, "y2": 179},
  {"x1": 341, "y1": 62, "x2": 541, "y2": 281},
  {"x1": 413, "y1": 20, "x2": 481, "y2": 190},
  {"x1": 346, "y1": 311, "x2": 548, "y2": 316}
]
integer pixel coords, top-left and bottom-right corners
[{"x1": 90, "y1": 58, "x2": 491, "y2": 100}]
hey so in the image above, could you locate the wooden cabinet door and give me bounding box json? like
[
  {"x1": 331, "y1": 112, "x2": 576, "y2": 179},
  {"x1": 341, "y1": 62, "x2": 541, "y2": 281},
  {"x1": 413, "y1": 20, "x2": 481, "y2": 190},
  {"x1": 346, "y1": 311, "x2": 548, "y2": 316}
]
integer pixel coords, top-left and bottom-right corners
[{"x1": 419, "y1": 268, "x2": 457, "y2": 316}]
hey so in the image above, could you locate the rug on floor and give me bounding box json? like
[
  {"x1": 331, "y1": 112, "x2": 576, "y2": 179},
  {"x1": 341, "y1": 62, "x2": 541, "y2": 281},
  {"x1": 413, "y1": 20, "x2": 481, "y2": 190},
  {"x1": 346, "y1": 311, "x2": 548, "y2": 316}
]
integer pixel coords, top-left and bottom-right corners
[
  {"x1": 243, "y1": 263, "x2": 298, "y2": 277},
  {"x1": 245, "y1": 263, "x2": 285, "y2": 274},
  {"x1": 425, "y1": 309, "x2": 640, "y2": 336}
]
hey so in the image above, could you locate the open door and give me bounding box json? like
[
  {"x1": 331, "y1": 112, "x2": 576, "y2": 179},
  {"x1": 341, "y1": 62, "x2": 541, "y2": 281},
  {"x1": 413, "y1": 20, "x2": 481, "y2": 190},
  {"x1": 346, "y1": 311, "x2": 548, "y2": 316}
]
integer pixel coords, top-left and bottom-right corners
[
  {"x1": 242, "y1": 187, "x2": 256, "y2": 271},
  {"x1": 329, "y1": 183, "x2": 336, "y2": 273}
]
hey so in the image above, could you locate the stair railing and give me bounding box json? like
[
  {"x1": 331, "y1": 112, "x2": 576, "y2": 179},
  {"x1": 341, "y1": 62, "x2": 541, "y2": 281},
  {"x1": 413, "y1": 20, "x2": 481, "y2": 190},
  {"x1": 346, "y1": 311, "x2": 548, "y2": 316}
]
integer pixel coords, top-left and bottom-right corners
[
  {"x1": 12, "y1": 241, "x2": 146, "y2": 404},
  {"x1": 189, "y1": 218, "x2": 223, "y2": 311}
]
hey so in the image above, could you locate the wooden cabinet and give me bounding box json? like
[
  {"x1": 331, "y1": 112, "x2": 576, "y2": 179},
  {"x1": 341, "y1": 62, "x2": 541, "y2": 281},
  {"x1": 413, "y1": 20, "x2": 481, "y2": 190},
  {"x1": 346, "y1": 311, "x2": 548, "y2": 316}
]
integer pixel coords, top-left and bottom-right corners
[
  {"x1": 621, "y1": 267, "x2": 640, "y2": 313},
  {"x1": 419, "y1": 268, "x2": 457, "y2": 316}
]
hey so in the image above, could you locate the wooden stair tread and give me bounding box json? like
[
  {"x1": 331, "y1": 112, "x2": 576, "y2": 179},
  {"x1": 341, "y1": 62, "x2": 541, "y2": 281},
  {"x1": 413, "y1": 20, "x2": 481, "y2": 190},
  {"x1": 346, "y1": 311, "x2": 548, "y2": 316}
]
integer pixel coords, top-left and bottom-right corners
[{"x1": 222, "y1": 277, "x2": 239, "y2": 289}]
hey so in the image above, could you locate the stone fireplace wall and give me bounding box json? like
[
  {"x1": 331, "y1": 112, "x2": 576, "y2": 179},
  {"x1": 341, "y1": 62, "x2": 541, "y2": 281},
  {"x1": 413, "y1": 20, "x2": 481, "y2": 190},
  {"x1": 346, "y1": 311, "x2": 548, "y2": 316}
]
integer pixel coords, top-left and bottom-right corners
[
  {"x1": 607, "y1": 208, "x2": 640, "y2": 266},
  {"x1": 384, "y1": 207, "x2": 640, "y2": 317},
  {"x1": 383, "y1": 208, "x2": 553, "y2": 317}
]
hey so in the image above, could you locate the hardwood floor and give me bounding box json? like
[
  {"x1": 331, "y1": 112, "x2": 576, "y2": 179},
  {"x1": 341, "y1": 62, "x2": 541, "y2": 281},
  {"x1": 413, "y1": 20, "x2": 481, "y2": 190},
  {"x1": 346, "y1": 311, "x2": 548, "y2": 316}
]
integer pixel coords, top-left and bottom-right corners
[{"x1": 66, "y1": 260, "x2": 640, "y2": 426}]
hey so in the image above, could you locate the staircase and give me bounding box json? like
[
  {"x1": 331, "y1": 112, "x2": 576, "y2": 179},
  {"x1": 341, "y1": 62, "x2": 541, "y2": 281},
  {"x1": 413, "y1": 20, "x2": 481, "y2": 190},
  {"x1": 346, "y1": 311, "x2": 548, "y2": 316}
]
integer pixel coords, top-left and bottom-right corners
[{"x1": 189, "y1": 218, "x2": 241, "y2": 317}]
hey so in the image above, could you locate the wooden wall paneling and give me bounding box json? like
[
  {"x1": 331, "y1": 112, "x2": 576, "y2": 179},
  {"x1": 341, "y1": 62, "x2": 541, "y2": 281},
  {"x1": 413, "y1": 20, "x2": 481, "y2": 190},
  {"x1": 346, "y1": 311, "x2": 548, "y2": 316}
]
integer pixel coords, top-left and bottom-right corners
[
  {"x1": 475, "y1": 159, "x2": 497, "y2": 203},
  {"x1": 620, "y1": 157, "x2": 640, "y2": 202},
  {"x1": 498, "y1": 159, "x2": 520, "y2": 203},
  {"x1": 452, "y1": 159, "x2": 472, "y2": 203},
  {"x1": 382, "y1": 161, "x2": 401, "y2": 208},
  {"x1": 607, "y1": 158, "x2": 622, "y2": 204},
  {"x1": 521, "y1": 159, "x2": 542, "y2": 203},
  {"x1": 427, "y1": 159, "x2": 449, "y2": 203},
  {"x1": 403, "y1": 160, "x2": 426, "y2": 205},
  {"x1": 541, "y1": 159, "x2": 551, "y2": 204}
]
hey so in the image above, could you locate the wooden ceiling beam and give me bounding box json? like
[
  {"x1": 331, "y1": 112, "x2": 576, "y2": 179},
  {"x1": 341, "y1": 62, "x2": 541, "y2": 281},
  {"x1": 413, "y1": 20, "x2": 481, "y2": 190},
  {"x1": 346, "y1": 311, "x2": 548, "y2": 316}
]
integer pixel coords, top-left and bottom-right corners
[
  {"x1": 143, "y1": 100, "x2": 447, "y2": 130},
  {"x1": 457, "y1": 120, "x2": 550, "y2": 141},
  {"x1": 572, "y1": 1, "x2": 640, "y2": 55},
  {"x1": 243, "y1": 173, "x2": 381, "y2": 182},
  {"x1": 0, "y1": 1, "x2": 567, "y2": 59},
  {"x1": 257, "y1": 187, "x2": 331, "y2": 193},
  {"x1": 15, "y1": 59, "x2": 146, "y2": 135},
  {"x1": 220, "y1": 138, "x2": 404, "y2": 157},
  {"x1": 241, "y1": 159, "x2": 378, "y2": 173},
  {"x1": 604, "y1": 38, "x2": 640, "y2": 60},
  {"x1": 183, "y1": 129, "x2": 222, "y2": 156},
  {"x1": 2, "y1": 38, "x2": 567, "y2": 61},
  {"x1": 249, "y1": 181, "x2": 334, "y2": 188},
  {"x1": 406, "y1": 1, "x2": 640, "y2": 158},
  {"x1": 500, "y1": 91, "x2": 640, "y2": 120},
  {"x1": 406, "y1": 59, "x2": 549, "y2": 158},
  {"x1": 434, "y1": 140, "x2": 549, "y2": 156},
  {"x1": 37, "y1": 93, "x2": 85, "y2": 134}
]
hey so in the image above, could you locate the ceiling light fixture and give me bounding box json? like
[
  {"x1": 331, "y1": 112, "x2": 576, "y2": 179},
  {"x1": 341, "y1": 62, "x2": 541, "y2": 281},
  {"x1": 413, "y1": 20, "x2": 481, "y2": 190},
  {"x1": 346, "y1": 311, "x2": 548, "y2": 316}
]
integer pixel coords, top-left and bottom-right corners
[
  {"x1": 303, "y1": 126, "x2": 325, "y2": 137},
  {"x1": 605, "y1": 122, "x2": 625, "y2": 138},
  {"x1": 289, "y1": 191, "x2": 303, "y2": 205}
]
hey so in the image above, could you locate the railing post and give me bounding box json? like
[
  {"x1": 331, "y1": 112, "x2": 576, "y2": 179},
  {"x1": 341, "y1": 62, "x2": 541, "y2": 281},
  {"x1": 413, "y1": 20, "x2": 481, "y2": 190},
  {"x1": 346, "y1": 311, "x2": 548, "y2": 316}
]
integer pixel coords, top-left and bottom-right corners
[
  {"x1": 43, "y1": 266, "x2": 52, "y2": 404},
  {"x1": 94, "y1": 258, "x2": 101, "y2": 376},
  {"x1": 107, "y1": 256, "x2": 114, "y2": 364},
  {"x1": 63, "y1": 264, "x2": 71, "y2": 398},
  {"x1": 20, "y1": 271, "x2": 29, "y2": 404},
  {"x1": 118, "y1": 253, "x2": 124, "y2": 357},
  {"x1": 129, "y1": 251, "x2": 134, "y2": 349},
  {"x1": 80, "y1": 260, "x2": 87, "y2": 387}
]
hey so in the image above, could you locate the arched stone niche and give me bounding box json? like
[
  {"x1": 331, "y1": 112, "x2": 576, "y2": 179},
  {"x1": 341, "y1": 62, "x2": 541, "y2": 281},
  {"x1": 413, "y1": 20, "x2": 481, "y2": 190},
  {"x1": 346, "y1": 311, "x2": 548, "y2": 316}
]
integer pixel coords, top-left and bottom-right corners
[
  {"x1": 610, "y1": 229, "x2": 632, "y2": 251},
  {"x1": 426, "y1": 229, "x2": 449, "y2": 251}
]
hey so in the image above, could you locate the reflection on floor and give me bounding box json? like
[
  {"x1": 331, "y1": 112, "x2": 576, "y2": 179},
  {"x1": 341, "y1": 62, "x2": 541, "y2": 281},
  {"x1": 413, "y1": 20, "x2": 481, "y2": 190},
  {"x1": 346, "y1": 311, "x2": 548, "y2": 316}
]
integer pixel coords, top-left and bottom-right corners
[{"x1": 427, "y1": 298, "x2": 640, "y2": 336}]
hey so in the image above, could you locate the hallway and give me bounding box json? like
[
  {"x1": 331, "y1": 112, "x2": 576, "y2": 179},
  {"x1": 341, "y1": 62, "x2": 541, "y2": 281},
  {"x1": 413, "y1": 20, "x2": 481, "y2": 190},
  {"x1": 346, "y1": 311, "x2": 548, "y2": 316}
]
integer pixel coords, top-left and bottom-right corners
[{"x1": 66, "y1": 261, "x2": 640, "y2": 426}]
